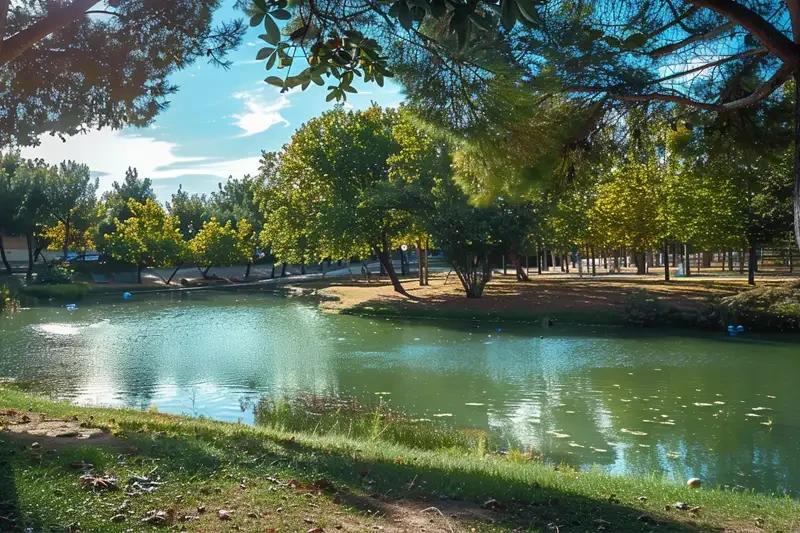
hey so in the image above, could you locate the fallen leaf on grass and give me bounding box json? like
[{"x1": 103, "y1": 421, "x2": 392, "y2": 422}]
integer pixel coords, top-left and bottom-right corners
[{"x1": 218, "y1": 509, "x2": 233, "y2": 520}]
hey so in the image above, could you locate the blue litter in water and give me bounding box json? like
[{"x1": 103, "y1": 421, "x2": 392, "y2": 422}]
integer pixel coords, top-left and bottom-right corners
[
  {"x1": 727, "y1": 325, "x2": 735, "y2": 331},
  {"x1": 122, "y1": 292, "x2": 132, "y2": 300},
  {"x1": 65, "y1": 303, "x2": 77, "y2": 311}
]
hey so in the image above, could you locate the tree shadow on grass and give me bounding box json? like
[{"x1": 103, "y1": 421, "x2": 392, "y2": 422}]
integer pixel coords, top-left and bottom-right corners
[{"x1": 1, "y1": 420, "x2": 718, "y2": 533}]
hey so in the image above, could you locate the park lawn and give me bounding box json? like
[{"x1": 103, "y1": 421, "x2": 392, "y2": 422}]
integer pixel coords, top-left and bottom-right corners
[
  {"x1": 312, "y1": 272, "x2": 766, "y2": 324},
  {"x1": 1, "y1": 387, "x2": 798, "y2": 532}
]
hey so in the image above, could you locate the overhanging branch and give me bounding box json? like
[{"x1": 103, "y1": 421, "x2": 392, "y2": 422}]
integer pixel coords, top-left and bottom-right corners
[
  {"x1": 0, "y1": 0, "x2": 100, "y2": 67},
  {"x1": 649, "y1": 21, "x2": 735, "y2": 58},
  {"x1": 651, "y1": 47, "x2": 768, "y2": 84},
  {"x1": 687, "y1": 0, "x2": 800, "y2": 65},
  {"x1": 566, "y1": 63, "x2": 792, "y2": 111}
]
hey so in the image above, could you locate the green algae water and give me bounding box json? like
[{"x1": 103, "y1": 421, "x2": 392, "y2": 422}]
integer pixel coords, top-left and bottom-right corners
[{"x1": 1, "y1": 290, "x2": 799, "y2": 495}]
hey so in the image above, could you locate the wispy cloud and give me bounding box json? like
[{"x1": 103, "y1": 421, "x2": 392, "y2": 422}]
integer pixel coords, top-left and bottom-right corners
[{"x1": 231, "y1": 88, "x2": 291, "y2": 137}]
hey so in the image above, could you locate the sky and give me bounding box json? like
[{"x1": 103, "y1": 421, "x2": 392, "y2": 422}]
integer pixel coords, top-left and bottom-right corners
[{"x1": 21, "y1": 1, "x2": 406, "y2": 201}]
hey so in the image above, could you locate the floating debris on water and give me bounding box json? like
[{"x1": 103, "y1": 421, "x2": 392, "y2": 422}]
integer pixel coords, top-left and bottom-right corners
[
  {"x1": 433, "y1": 413, "x2": 453, "y2": 417},
  {"x1": 745, "y1": 413, "x2": 761, "y2": 418},
  {"x1": 714, "y1": 401, "x2": 726, "y2": 405},
  {"x1": 621, "y1": 399, "x2": 631, "y2": 403},
  {"x1": 751, "y1": 407, "x2": 772, "y2": 411},
  {"x1": 621, "y1": 429, "x2": 648, "y2": 436},
  {"x1": 547, "y1": 430, "x2": 570, "y2": 439},
  {"x1": 694, "y1": 402, "x2": 714, "y2": 407},
  {"x1": 767, "y1": 395, "x2": 776, "y2": 399},
  {"x1": 566, "y1": 410, "x2": 575, "y2": 414},
  {"x1": 374, "y1": 392, "x2": 391, "y2": 395},
  {"x1": 568, "y1": 442, "x2": 584, "y2": 448},
  {"x1": 659, "y1": 421, "x2": 676, "y2": 426},
  {"x1": 592, "y1": 448, "x2": 608, "y2": 452},
  {"x1": 638, "y1": 444, "x2": 651, "y2": 448},
  {"x1": 464, "y1": 403, "x2": 485, "y2": 406}
]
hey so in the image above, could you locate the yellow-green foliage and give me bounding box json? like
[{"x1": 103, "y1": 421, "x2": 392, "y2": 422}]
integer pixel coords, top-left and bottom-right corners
[
  {"x1": 189, "y1": 217, "x2": 255, "y2": 267},
  {"x1": 104, "y1": 199, "x2": 186, "y2": 268}
]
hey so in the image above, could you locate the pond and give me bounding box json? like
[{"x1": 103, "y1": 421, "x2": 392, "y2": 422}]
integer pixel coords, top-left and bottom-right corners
[{"x1": 1, "y1": 290, "x2": 799, "y2": 496}]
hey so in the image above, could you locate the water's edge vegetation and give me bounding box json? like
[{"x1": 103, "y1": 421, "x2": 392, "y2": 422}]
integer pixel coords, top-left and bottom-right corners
[{"x1": 0, "y1": 387, "x2": 797, "y2": 532}]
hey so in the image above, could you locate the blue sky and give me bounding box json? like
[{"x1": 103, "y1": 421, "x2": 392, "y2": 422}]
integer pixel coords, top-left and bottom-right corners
[{"x1": 22, "y1": 1, "x2": 405, "y2": 201}]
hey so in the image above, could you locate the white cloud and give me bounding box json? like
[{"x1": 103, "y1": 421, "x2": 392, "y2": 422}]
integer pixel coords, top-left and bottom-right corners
[
  {"x1": 20, "y1": 129, "x2": 259, "y2": 193},
  {"x1": 231, "y1": 88, "x2": 291, "y2": 137}
]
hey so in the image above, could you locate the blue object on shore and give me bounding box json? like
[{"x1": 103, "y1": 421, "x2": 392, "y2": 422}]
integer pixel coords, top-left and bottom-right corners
[
  {"x1": 496, "y1": 328, "x2": 502, "y2": 332},
  {"x1": 727, "y1": 325, "x2": 737, "y2": 337},
  {"x1": 65, "y1": 303, "x2": 77, "y2": 311},
  {"x1": 736, "y1": 325, "x2": 745, "y2": 333},
  {"x1": 122, "y1": 292, "x2": 132, "y2": 300}
]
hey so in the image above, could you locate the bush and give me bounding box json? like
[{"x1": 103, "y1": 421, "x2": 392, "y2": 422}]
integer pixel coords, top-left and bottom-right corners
[
  {"x1": 1, "y1": 284, "x2": 16, "y2": 313},
  {"x1": 35, "y1": 262, "x2": 74, "y2": 284},
  {"x1": 622, "y1": 289, "x2": 699, "y2": 328},
  {"x1": 20, "y1": 282, "x2": 91, "y2": 302},
  {"x1": 718, "y1": 281, "x2": 800, "y2": 331}
]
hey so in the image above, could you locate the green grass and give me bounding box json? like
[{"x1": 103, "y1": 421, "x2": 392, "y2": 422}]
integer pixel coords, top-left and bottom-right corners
[
  {"x1": 1, "y1": 387, "x2": 798, "y2": 532},
  {"x1": 255, "y1": 396, "x2": 490, "y2": 453},
  {"x1": 341, "y1": 302, "x2": 624, "y2": 326},
  {"x1": 19, "y1": 282, "x2": 92, "y2": 302}
]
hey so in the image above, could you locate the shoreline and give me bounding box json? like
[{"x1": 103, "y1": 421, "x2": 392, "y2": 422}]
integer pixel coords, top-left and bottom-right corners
[{"x1": 1, "y1": 386, "x2": 797, "y2": 532}]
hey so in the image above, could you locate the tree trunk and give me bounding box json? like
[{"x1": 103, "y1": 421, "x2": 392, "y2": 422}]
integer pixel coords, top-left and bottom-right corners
[
  {"x1": 167, "y1": 263, "x2": 183, "y2": 285},
  {"x1": 728, "y1": 249, "x2": 734, "y2": 271},
  {"x1": 739, "y1": 248, "x2": 745, "y2": 273},
  {"x1": 379, "y1": 258, "x2": 386, "y2": 276},
  {"x1": 564, "y1": 250, "x2": 569, "y2": 273},
  {"x1": 270, "y1": 263, "x2": 276, "y2": 278},
  {"x1": 510, "y1": 249, "x2": 529, "y2": 281},
  {"x1": 203, "y1": 266, "x2": 211, "y2": 278},
  {"x1": 525, "y1": 254, "x2": 529, "y2": 275},
  {"x1": 281, "y1": 263, "x2": 287, "y2": 277},
  {"x1": 591, "y1": 246, "x2": 596, "y2": 275},
  {"x1": 137, "y1": 264, "x2": 142, "y2": 284},
  {"x1": 663, "y1": 240, "x2": 670, "y2": 282},
  {"x1": 793, "y1": 71, "x2": 800, "y2": 252},
  {"x1": 245, "y1": 262, "x2": 251, "y2": 280},
  {"x1": 702, "y1": 252, "x2": 712, "y2": 268},
  {"x1": 424, "y1": 237, "x2": 430, "y2": 285},
  {"x1": 672, "y1": 242, "x2": 678, "y2": 268},
  {"x1": 416, "y1": 242, "x2": 425, "y2": 286},
  {"x1": 0, "y1": 234, "x2": 11, "y2": 275},
  {"x1": 502, "y1": 254, "x2": 507, "y2": 276},
  {"x1": 721, "y1": 250, "x2": 726, "y2": 271},
  {"x1": 63, "y1": 217, "x2": 71, "y2": 260},
  {"x1": 683, "y1": 243, "x2": 691, "y2": 276},
  {"x1": 635, "y1": 251, "x2": 647, "y2": 275},
  {"x1": 25, "y1": 230, "x2": 34, "y2": 280},
  {"x1": 622, "y1": 249, "x2": 628, "y2": 268},
  {"x1": 789, "y1": 243, "x2": 794, "y2": 273},
  {"x1": 537, "y1": 244, "x2": 543, "y2": 274},
  {"x1": 374, "y1": 235, "x2": 408, "y2": 297},
  {"x1": 748, "y1": 245, "x2": 756, "y2": 285}
]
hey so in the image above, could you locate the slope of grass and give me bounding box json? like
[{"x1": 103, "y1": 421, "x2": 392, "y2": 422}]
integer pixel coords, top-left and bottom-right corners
[{"x1": 0, "y1": 387, "x2": 797, "y2": 532}]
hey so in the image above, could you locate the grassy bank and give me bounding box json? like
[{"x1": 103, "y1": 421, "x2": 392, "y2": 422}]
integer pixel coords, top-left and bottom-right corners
[
  {"x1": 1, "y1": 388, "x2": 797, "y2": 532},
  {"x1": 19, "y1": 282, "x2": 92, "y2": 302},
  {"x1": 341, "y1": 301, "x2": 624, "y2": 325}
]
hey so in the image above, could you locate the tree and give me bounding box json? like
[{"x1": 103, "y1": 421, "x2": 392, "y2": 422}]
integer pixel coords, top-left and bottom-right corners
[
  {"x1": 104, "y1": 199, "x2": 186, "y2": 283},
  {"x1": 1, "y1": 0, "x2": 245, "y2": 147},
  {"x1": 167, "y1": 185, "x2": 209, "y2": 240},
  {"x1": 426, "y1": 178, "x2": 497, "y2": 298},
  {"x1": 0, "y1": 152, "x2": 23, "y2": 274},
  {"x1": 44, "y1": 161, "x2": 98, "y2": 258},
  {"x1": 261, "y1": 106, "x2": 428, "y2": 296},
  {"x1": 13, "y1": 160, "x2": 53, "y2": 279},
  {"x1": 96, "y1": 167, "x2": 156, "y2": 254},
  {"x1": 189, "y1": 218, "x2": 255, "y2": 278}
]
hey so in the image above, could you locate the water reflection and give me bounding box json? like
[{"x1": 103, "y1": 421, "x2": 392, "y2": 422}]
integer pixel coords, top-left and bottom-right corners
[{"x1": 1, "y1": 291, "x2": 798, "y2": 495}]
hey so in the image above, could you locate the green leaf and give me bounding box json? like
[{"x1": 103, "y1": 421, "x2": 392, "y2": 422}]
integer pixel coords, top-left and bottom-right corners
[
  {"x1": 250, "y1": 13, "x2": 265, "y2": 27},
  {"x1": 301, "y1": 80, "x2": 310, "y2": 90},
  {"x1": 456, "y1": 21, "x2": 470, "y2": 50},
  {"x1": 515, "y1": 0, "x2": 540, "y2": 26},
  {"x1": 500, "y1": 0, "x2": 517, "y2": 31},
  {"x1": 469, "y1": 12, "x2": 492, "y2": 32},
  {"x1": 265, "y1": 76, "x2": 284, "y2": 87},
  {"x1": 398, "y1": 2, "x2": 413, "y2": 30},
  {"x1": 430, "y1": 0, "x2": 446, "y2": 18},
  {"x1": 375, "y1": 74, "x2": 384, "y2": 87},
  {"x1": 263, "y1": 14, "x2": 281, "y2": 45},
  {"x1": 326, "y1": 90, "x2": 337, "y2": 102},
  {"x1": 623, "y1": 32, "x2": 648, "y2": 49},
  {"x1": 253, "y1": 0, "x2": 267, "y2": 12},
  {"x1": 602, "y1": 35, "x2": 621, "y2": 48},
  {"x1": 266, "y1": 52, "x2": 277, "y2": 70},
  {"x1": 588, "y1": 28, "x2": 604, "y2": 40},
  {"x1": 342, "y1": 85, "x2": 357, "y2": 93},
  {"x1": 312, "y1": 76, "x2": 325, "y2": 86},
  {"x1": 271, "y1": 8, "x2": 292, "y2": 20},
  {"x1": 256, "y1": 47, "x2": 274, "y2": 60}
]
